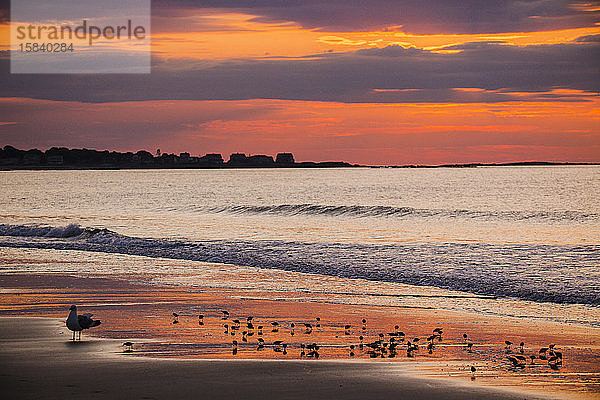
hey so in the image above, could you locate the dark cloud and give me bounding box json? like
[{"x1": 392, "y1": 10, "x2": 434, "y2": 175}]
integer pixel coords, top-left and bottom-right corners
[
  {"x1": 575, "y1": 34, "x2": 600, "y2": 42},
  {"x1": 1, "y1": 41, "x2": 598, "y2": 103},
  {"x1": 2, "y1": 1, "x2": 598, "y2": 33},
  {"x1": 0, "y1": 0, "x2": 8, "y2": 23},
  {"x1": 153, "y1": 0, "x2": 600, "y2": 34}
]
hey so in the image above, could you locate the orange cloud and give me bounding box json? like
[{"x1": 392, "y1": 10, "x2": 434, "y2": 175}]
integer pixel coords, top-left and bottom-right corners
[
  {"x1": 1, "y1": 96, "x2": 598, "y2": 165},
  {"x1": 2, "y1": 11, "x2": 598, "y2": 59},
  {"x1": 148, "y1": 12, "x2": 600, "y2": 60}
]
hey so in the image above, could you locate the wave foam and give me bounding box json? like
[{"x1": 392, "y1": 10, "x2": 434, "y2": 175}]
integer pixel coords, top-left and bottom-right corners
[
  {"x1": 1, "y1": 223, "x2": 599, "y2": 306},
  {"x1": 0, "y1": 223, "x2": 87, "y2": 238},
  {"x1": 202, "y1": 204, "x2": 597, "y2": 222}
]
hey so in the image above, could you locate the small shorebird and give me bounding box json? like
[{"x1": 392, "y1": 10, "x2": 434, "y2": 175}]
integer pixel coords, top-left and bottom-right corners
[
  {"x1": 66, "y1": 305, "x2": 101, "y2": 341},
  {"x1": 198, "y1": 315, "x2": 204, "y2": 326},
  {"x1": 123, "y1": 342, "x2": 134, "y2": 352},
  {"x1": 303, "y1": 323, "x2": 313, "y2": 334},
  {"x1": 172, "y1": 312, "x2": 179, "y2": 324},
  {"x1": 221, "y1": 310, "x2": 229, "y2": 319},
  {"x1": 427, "y1": 342, "x2": 434, "y2": 354},
  {"x1": 548, "y1": 351, "x2": 563, "y2": 370},
  {"x1": 507, "y1": 355, "x2": 526, "y2": 368},
  {"x1": 529, "y1": 354, "x2": 536, "y2": 364}
]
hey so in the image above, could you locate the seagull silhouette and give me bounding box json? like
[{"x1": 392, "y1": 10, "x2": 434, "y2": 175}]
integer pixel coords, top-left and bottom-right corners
[{"x1": 66, "y1": 305, "x2": 101, "y2": 341}]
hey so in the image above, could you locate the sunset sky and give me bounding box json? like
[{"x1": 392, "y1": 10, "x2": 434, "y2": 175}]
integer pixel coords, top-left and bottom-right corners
[{"x1": 1, "y1": 0, "x2": 599, "y2": 164}]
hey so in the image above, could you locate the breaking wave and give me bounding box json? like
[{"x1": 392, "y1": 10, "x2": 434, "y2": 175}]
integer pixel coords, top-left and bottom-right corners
[
  {"x1": 198, "y1": 204, "x2": 597, "y2": 222},
  {"x1": 1, "y1": 223, "x2": 599, "y2": 306},
  {"x1": 0, "y1": 223, "x2": 89, "y2": 238}
]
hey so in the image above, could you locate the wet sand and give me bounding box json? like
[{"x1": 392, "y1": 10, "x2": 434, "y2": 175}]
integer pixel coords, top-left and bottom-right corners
[
  {"x1": 0, "y1": 272, "x2": 599, "y2": 399},
  {"x1": 0, "y1": 316, "x2": 558, "y2": 400}
]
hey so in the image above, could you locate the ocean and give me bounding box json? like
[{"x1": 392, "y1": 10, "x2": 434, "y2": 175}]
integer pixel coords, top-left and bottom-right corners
[{"x1": 1, "y1": 166, "x2": 598, "y2": 326}]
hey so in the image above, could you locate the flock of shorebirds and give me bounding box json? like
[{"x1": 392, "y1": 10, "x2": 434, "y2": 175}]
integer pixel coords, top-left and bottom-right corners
[
  {"x1": 116, "y1": 309, "x2": 565, "y2": 372},
  {"x1": 65, "y1": 304, "x2": 566, "y2": 374}
]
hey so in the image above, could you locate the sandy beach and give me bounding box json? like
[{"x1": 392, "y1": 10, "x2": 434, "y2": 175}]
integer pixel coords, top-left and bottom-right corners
[
  {"x1": 1, "y1": 267, "x2": 598, "y2": 399},
  {"x1": 0, "y1": 316, "x2": 559, "y2": 400}
]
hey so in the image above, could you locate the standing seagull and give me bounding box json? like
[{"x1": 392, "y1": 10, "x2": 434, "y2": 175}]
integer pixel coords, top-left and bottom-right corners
[{"x1": 66, "y1": 305, "x2": 101, "y2": 341}]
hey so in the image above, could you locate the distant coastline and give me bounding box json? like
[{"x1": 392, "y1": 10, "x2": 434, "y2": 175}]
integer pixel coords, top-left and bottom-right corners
[{"x1": 0, "y1": 145, "x2": 597, "y2": 170}]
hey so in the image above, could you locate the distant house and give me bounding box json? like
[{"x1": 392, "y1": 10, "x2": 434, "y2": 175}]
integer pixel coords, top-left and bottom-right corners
[
  {"x1": 159, "y1": 153, "x2": 177, "y2": 165},
  {"x1": 135, "y1": 150, "x2": 155, "y2": 165},
  {"x1": 247, "y1": 155, "x2": 274, "y2": 166},
  {"x1": 275, "y1": 153, "x2": 295, "y2": 165},
  {"x1": 228, "y1": 153, "x2": 247, "y2": 164},
  {"x1": 199, "y1": 153, "x2": 224, "y2": 165}
]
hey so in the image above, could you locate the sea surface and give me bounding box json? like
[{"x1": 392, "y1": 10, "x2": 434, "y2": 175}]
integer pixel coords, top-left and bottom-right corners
[{"x1": 0, "y1": 167, "x2": 599, "y2": 325}]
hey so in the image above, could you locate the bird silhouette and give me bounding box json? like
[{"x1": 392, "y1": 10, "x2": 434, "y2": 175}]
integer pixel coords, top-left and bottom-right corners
[{"x1": 66, "y1": 305, "x2": 101, "y2": 341}]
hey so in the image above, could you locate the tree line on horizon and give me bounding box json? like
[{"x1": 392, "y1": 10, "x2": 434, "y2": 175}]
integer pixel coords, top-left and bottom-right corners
[{"x1": 0, "y1": 145, "x2": 354, "y2": 169}]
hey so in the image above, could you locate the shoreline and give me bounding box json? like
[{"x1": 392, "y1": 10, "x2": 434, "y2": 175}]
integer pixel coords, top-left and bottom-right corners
[
  {"x1": 0, "y1": 316, "x2": 558, "y2": 400},
  {"x1": 2, "y1": 162, "x2": 599, "y2": 171},
  {"x1": 0, "y1": 271, "x2": 598, "y2": 399}
]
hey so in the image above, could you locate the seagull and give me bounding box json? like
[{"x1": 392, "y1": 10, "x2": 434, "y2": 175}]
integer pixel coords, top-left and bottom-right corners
[
  {"x1": 123, "y1": 342, "x2": 134, "y2": 352},
  {"x1": 66, "y1": 305, "x2": 101, "y2": 341}
]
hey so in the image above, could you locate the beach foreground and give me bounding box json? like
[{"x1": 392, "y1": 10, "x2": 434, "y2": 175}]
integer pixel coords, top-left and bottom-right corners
[
  {"x1": 0, "y1": 263, "x2": 599, "y2": 399},
  {"x1": 1, "y1": 317, "x2": 559, "y2": 400}
]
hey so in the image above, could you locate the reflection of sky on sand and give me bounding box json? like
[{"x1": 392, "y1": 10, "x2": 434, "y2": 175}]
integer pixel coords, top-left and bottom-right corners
[
  {"x1": 0, "y1": 248, "x2": 599, "y2": 398},
  {"x1": 2, "y1": 247, "x2": 599, "y2": 328}
]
